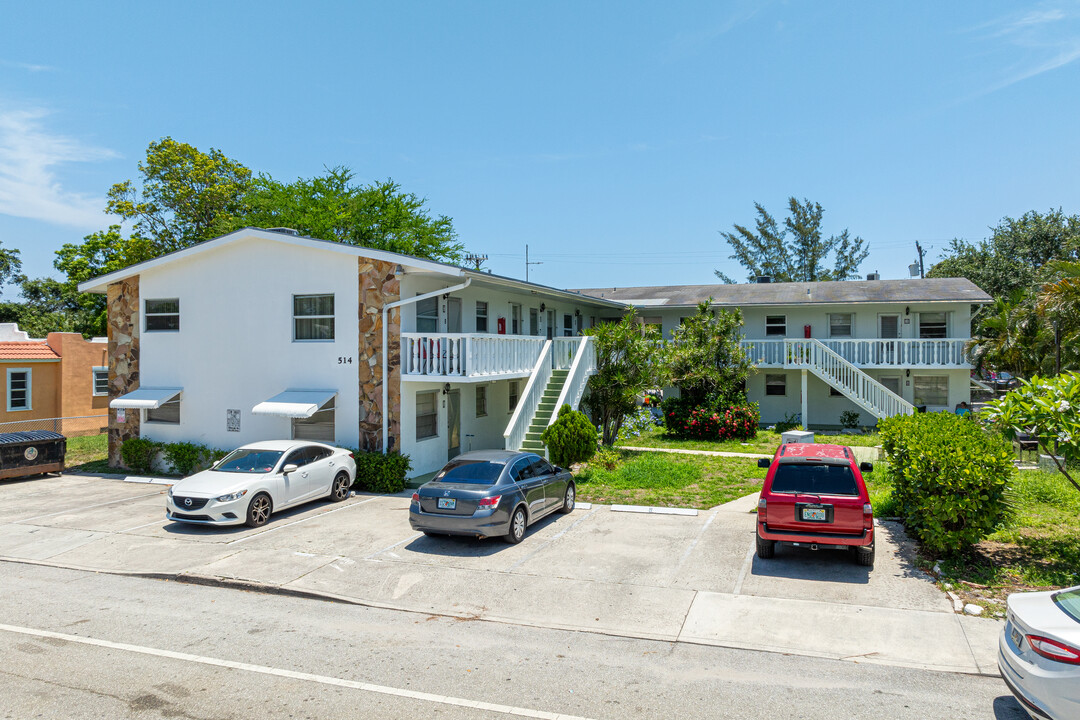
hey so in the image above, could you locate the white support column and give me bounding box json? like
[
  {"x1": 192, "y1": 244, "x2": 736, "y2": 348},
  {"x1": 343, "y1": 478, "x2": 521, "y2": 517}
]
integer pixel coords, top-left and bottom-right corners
[{"x1": 801, "y1": 369, "x2": 808, "y2": 429}]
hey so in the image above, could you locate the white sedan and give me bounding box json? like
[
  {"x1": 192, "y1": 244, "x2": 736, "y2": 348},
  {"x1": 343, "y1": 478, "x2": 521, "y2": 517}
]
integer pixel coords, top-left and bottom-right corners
[
  {"x1": 166, "y1": 440, "x2": 356, "y2": 527},
  {"x1": 999, "y1": 585, "x2": 1080, "y2": 720}
]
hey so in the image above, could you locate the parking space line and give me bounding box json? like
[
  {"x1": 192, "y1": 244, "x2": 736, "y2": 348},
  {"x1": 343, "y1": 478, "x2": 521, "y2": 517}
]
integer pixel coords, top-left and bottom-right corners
[
  {"x1": 227, "y1": 497, "x2": 378, "y2": 546},
  {"x1": 14, "y1": 491, "x2": 165, "y2": 524},
  {"x1": 0, "y1": 622, "x2": 595, "y2": 720},
  {"x1": 119, "y1": 518, "x2": 169, "y2": 533},
  {"x1": 365, "y1": 532, "x2": 422, "y2": 559},
  {"x1": 666, "y1": 508, "x2": 719, "y2": 583},
  {"x1": 506, "y1": 507, "x2": 598, "y2": 572},
  {"x1": 732, "y1": 540, "x2": 756, "y2": 596}
]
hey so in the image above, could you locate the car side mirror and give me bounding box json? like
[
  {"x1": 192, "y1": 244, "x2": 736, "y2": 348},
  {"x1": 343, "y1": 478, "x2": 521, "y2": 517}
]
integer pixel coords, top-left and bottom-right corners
[
  {"x1": 859, "y1": 462, "x2": 874, "y2": 473},
  {"x1": 757, "y1": 458, "x2": 771, "y2": 469},
  {"x1": 282, "y1": 463, "x2": 299, "y2": 475}
]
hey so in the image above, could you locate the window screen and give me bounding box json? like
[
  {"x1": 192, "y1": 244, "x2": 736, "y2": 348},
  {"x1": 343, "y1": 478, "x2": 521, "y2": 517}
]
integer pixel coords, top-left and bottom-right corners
[
  {"x1": 829, "y1": 314, "x2": 853, "y2": 338},
  {"x1": 7, "y1": 369, "x2": 30, "y2": 410},
  {"x1": 146, "y1": 393, "x2": 181, "y2": 424},
  {"x1": 93, "y1": 368, "x2": 109, "y2": 396},
  {"x1": 919, "y1": 312, "x2": 947, "y2": 339},
  {"x1": 294, "y1": 294, "x2": 335, "y2": 340},
  {"x1": 913, "y1": 376, "x2": 948, "y2": 407},
  {"x1": 475, "y1": 301, "x2": 488, "y2": 332},
  {"x1": 765, "y1": 374, "x2": 786, "y2": 396},
  {"x1": 508, "y1": 380, "x2": 520, "y2": 411},
  {"x1": 475, "y1": 385, "x2": 487, "y2": 417},
  {"x1": 765, "y1": 316, "x2": 786, "y2": 336},
  {"x1": 416, "y1": 297, "x2": 438, "y2": 333},
  {"x1": 416, "y1": 391, "x2": 438, "y2": 439},
  {"x1": 292, "y1": 397, "x2": 335, "y2": 441},
  {"x1": 146, "y1": 299, "x2": 180, "y2": 332}
]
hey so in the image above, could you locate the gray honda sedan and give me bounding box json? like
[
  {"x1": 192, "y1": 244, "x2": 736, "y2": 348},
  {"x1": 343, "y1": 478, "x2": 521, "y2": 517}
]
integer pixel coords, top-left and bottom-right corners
[{"x1": 409, "y1": 450, "x2": 576, "y2": 543}]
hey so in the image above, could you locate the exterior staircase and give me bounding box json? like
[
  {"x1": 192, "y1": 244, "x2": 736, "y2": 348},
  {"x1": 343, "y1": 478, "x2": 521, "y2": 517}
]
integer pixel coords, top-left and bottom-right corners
[
  {"x1": 786, "y1": 339, "x2": 914, "y2": 418},
  {"x1": 519, "y1": 369, "x2": 568, "y2": 454}
]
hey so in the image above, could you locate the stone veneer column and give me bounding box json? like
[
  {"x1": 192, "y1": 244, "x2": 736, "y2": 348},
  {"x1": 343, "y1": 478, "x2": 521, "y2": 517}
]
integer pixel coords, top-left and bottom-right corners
[
  {"x1": 357, "y1": 259, "x2": 401, "y2": 452},
  {"x1": 107, "y1": 277, "x2": 140, "y2": 467}
]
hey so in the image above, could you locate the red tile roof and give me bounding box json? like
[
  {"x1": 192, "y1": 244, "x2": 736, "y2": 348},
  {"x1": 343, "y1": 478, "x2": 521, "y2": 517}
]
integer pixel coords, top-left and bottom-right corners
[{"x1": 0, "y1": 342, "x2": 61, "y2": 360}]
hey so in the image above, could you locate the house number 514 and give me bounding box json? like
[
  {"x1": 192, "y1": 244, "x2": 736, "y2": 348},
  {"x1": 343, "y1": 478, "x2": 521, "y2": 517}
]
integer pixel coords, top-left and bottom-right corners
[{"x1": 338, "y1": 357, "x2": 353, "y2": 365}]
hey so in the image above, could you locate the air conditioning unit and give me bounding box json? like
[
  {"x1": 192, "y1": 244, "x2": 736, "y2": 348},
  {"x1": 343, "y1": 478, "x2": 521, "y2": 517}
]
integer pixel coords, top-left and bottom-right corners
[
  {"x1": 866, "y1": 272, "x2": 880, "y2": 281},
  {"x1": 755, "y1": 275, "x2": 772, "y2": 284}
]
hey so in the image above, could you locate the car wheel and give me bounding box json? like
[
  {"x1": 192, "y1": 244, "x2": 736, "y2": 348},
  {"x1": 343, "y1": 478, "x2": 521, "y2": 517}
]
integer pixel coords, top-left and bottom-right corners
[
  {"x1": 329, "y1": 472, "x2": 351, "y2": 502},
  {"x1": 245, "y1": 493, "x2": 272, "y2": 528},
  {"x1": 505, "y1": 507, "x2": 527, "y2": 544},
  {"x1": 856, "y1": 543, "x2": 875, "y2": 568},
  {"x1": 559, "y1": 483, "x2": 576, "y2": 514},
  {"x1": 756, "y1": 533, "x2": 775, "y2": 559}
]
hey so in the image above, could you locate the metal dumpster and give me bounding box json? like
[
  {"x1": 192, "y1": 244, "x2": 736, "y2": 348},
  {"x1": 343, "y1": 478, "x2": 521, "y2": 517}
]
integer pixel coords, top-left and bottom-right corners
[{"x1": 0, "y1": 431, "x2": 66, "y2": 480}]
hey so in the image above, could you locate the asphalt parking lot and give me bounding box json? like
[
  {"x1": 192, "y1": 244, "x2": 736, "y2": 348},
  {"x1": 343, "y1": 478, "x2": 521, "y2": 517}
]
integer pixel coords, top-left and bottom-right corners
[{"x1": 0, "y1": 472, "x2": 1002, "y2": 675}]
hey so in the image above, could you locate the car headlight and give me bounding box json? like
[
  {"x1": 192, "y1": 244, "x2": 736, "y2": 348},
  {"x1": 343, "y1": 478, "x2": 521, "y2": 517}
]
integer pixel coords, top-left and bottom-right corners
[
  {"x1": 215, "y1": 490, "x2": 248, "y2": 503},
  {"x1": 167, "y1": 486, "x2": 174, "y2": 497}
]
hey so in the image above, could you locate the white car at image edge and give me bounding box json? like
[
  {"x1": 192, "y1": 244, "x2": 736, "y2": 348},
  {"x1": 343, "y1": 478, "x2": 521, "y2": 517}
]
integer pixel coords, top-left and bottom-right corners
[
  {"x1": 166, "y1": 440, "x2": 356, "y2": 527},
  {"x1": 999, "y1": 584, "x2": 1080, "y2": 720}
]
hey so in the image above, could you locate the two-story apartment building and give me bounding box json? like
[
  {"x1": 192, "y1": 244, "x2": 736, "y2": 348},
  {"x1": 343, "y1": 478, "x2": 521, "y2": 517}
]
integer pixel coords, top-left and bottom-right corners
[
  {"x1": 78, "y1": 228, "x2": 621, "y2": 478},
  {"x1": 577, "y1": 278, "x2": 991, "y2": 427}
]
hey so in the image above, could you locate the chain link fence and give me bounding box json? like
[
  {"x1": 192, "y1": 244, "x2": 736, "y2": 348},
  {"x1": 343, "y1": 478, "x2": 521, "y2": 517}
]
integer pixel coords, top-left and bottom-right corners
[{"x1": 0, "y1": 415, "x2": 109, "y2": 438}]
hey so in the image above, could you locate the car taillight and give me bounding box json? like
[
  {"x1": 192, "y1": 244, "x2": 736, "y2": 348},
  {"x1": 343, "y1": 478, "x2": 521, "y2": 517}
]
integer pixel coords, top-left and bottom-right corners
[
  {"x1": 863, "y1": 503, "x2": 873, "y2": 515},
  {"x1": 478, "y1": 495, "x2": 501, "y2": 507},
  {"x1": 758, "y1": 498, "x2": 766, "y2": 510},
  {"x1": 1027, "y1": 635, "x2": 1080, "y2": 665},
  {"x1": 411, "y1": 492, "x2": 419, "y2": 504},
  {"x1": 348, "y1": 452, "x2": 355, "y2": 459}
]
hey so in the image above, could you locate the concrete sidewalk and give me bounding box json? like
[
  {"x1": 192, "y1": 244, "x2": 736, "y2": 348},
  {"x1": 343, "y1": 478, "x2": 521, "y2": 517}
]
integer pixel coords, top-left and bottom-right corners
[{"x1": 0, "y1": 473, "x2": 1001, "y2": 677}]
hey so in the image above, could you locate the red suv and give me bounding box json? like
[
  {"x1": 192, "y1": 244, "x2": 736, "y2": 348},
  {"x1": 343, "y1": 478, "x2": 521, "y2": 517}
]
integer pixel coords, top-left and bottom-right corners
[{"x1": 755, "y1": 443, "x2": 876, "y2": 567}]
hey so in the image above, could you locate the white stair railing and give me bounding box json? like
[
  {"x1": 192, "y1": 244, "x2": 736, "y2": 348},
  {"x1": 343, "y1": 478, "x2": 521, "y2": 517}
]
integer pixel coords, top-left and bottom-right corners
[
  {"x1": 784, "y1": 339, "x2": 915, "y2": 418},
  {"x1": 548, "y1": 336, "x2": 596, "y2": 427},
  {"x1": 503, "y1": 341, "x2": 553, "y2": 451}
]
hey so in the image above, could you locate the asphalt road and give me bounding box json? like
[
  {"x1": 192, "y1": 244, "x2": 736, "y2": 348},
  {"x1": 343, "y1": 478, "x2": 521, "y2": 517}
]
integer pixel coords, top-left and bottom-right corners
[{"x1": 1, "y1": 562, "x2": 1025, "y2": 720}]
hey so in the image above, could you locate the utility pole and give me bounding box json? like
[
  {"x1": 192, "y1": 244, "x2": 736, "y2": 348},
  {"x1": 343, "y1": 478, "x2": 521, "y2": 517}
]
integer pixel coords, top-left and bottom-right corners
[
  {"x1": 463, "y1": 253, "x2": 488, "y2": 270},
  {"x1": 915, "y1": 241, "x2": 926, "y2": 278},
  {"x1": 525, "y1": 244, "x2": 543, "y2": 283}
]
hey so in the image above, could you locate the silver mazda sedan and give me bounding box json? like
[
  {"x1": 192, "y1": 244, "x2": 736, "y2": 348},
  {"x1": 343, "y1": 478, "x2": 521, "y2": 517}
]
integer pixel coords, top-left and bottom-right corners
[{"x1": 409, "y1": 450, "x2": 575, "y2": 543}]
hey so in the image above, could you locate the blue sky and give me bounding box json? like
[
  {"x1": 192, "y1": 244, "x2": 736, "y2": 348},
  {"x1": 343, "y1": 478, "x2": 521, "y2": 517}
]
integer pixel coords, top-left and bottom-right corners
[{"x1": 1, "y1": 1, "x2": 1079, "y2": 291}]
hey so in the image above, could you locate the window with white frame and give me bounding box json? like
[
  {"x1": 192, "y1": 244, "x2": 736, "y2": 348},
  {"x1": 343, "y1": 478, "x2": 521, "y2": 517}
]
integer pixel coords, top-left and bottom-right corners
[
  {"x1": 146, "y1": 393, "x2": 181, "y2": 424},
  {"x1": 292, "y1": 397, "x2": 335, "y2": 441},
  {"x1": 829, "y1": 313, "x2": 853, "y2": 338},
  {"x1": 913, "y1": 376, "x2": 948, "y2": 407},
  {"x1": 765, "y1": 315, "x2": 786, "y2": 336},
  {"x1": 918, "y1": 312, "x2": 948, "y2": 339},
  {"x1": 6, "y1": 369, "x2": 30, "y2": 411},
  {"x1": 765, "y1": 374, "x2": 786, "y2": 396},
  {"x1": 510, "y1": 304, "x2": 522, "y2": 334},
  {"x1": 145, "y1": 299, "x2": 180, "y2": 332},
  {"x1": 475, "y1": 385, "x2": 487, "y2": 417},
  {"x1": 416, "y1": 297, "x2": 438, "y2": 333},
  {"x1": 92, "y1": 367, "x2": 108, "y2": 396},
  {"x1": 294, "y1": 294, "x2": 335, "y2": 340},
  {"x1": 475, "y1": 301, "x2": 488, "y2": 333},
  {"x1": 416, "y1": 391, "x2": 438, "y2": 439},
  {"x1": 508, "y1": 380, "x2": 520, "y2": 412},
  {"x1": 529, "y1": 308, "x2": 540, "y2": 336}
]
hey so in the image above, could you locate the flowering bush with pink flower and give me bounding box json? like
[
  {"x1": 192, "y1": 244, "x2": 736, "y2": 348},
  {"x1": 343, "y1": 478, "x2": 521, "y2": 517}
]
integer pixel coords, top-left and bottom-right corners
[{"x1": 662, "y1": 398, "x2": 760, "y2": 441}]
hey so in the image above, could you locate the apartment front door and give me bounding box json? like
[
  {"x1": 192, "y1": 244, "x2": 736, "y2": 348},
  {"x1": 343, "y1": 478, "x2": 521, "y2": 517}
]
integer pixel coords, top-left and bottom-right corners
[
  {"x1": 880, "y1": 375, "x2": 902, "y2": 398},
  {"x1": 447, "y1": 390, "x2": 461, "y2": 461}
]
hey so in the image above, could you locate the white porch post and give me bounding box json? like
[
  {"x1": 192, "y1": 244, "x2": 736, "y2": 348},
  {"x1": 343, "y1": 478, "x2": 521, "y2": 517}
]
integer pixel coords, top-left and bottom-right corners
[{"x1": 801, "y1": 369, "x2": 808, "y2": 428}]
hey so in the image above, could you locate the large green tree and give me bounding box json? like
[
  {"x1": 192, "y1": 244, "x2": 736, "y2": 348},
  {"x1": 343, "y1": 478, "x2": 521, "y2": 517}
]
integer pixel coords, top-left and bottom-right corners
[
  {"x1": 715, "y1": 198, "x2": 869, "y2": 283},
  {"x1": 0, "y1": 241, "x2": 22, "y2": 294},
  {"x1": 666, "y1": 300, "x2": 753, "y2": 407},
  {"x1": 582, "y1": 314, "x2": 664, "y2": 446},
  {"x1": 927, "y1": 209, "x2": 1080, "y2": 298}
]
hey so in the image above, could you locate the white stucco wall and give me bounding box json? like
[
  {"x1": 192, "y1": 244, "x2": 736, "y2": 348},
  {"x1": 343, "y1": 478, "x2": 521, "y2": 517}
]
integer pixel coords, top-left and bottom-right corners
[{"x1": 135, "y1": 236, "x2": 363, "y2": 449}]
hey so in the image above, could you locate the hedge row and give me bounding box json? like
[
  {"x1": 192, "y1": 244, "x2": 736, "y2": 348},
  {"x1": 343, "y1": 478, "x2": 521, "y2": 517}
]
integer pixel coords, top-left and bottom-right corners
[{"x1": 879, "y1": 412, "x2": 1014, "y2": 555}]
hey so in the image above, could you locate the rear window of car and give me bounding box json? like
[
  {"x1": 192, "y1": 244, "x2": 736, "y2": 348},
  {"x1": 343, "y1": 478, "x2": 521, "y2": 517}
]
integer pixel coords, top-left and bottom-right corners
[
  {"x1": 771, "y1": 463, "x2": 859, "y2": 496},
  {"x1": 434, "y1": 460, "x2": 503, "y2": 484},
  {"x1": 1053, "y1": 588, "x2": 1080, "y2": 624}
]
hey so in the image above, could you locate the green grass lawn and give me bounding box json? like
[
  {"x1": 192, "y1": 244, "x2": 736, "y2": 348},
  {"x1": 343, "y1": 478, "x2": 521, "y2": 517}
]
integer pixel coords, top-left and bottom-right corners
[
  {"x1": 64, "y1": 433, "x2": 112, "y2": 474},
  {"x1": 574, "y1": 449, "x2": 766, "y2": 509},
  {"x1": 616, "y1": 424, "x2": 882, "y2": 454}
]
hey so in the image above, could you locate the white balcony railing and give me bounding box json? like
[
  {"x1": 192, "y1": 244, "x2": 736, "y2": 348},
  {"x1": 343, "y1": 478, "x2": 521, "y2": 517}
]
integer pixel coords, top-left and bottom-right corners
[
  {"x1": 740, "y1": 338, "x2": 970, "y2": 369},
  {"x1": 401, "y1": 333, "x2": 549, "y2": 379},
  {"x1": 548, "y1": 336, "x2": 597, "y2": 427},
  {"x1": 504, "y1": 341, "x2": 553, "y2": 451}
]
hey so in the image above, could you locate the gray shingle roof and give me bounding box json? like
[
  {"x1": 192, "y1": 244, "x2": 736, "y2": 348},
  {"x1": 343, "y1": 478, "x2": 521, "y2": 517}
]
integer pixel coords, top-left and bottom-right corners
[{"x1": 573, "y1": 278, "x2": 991, "y2": 308}]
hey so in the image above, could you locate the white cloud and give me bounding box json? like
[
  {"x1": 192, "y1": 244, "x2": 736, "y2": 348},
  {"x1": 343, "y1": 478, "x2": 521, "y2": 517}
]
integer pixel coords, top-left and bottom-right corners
[
  {"x1": 971, "y1": 3, "x2": 1080, "y2": 94},
  {"x1": 0, "y1": 60, "x2": 55, "y2": 73},
  {"x1": 0, "y1": 106, "x2": 117, "y2": 228}
]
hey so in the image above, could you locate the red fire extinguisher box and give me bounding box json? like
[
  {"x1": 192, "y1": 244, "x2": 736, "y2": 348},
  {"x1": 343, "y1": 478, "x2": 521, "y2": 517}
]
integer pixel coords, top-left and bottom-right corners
[
  {"x1": 804, "y1": 324, "x2": 811, "y2": 338},
  {"x1": 497, "y1": 317, "x2": 506, "y2": 334}
]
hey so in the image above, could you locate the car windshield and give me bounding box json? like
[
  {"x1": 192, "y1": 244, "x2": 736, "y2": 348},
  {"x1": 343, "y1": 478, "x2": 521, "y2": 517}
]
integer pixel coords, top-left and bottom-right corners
[
  {"x1": 214, "y1": 449, "x2": 284, "y2": 474},
  {"x1": 771, "y1": 463, "x2": 859, "y2": 496},
  {"x1": 433, "y1": 460, "x2": 503, "y2": 485},
  {"x1": 1053, "y1": 588, "x2": 1080, "y2": 624}
]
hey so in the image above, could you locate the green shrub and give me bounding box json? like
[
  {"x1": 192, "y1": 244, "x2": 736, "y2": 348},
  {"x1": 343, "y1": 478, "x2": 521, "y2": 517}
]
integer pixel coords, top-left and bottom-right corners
[
  {"x1": 162, "y1": 442, "x2": 219, "y2": 476},
  {"x1": 352, "y1": 451, "x2": 412, "y2": 493},
  {"x1": 774, "y1": 413, "x2": 802, "y2": 433},
  {"x1": 879, "y1": 412, "x2": 1014, "y2": 555},
  {"x1": 542, "y1": 404, "x2": 598, "y2": 468},
  {"x1": 661, "y1": 397, "x2": 760, "y2": 441},
  {"x1": 120, "y1": 437, "x2": 160, "y2": 475},
  {"x1": 840, "y1": 410, "x2": 861, "y2": 430},
  {"x1": 592, "y1": 446, "x2": 621, "y2": 471}
]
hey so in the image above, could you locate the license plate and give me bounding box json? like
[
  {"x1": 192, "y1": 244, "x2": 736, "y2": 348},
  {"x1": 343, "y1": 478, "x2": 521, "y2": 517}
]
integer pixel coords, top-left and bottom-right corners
[
  {"x1": 1010, "y1": 626, "x2": 1023, "y2": 648},
  {"x1": 437, "y1": 498, "x2": 456, "y2": 510},
  {"x1": 802, "y1": 507, "x2": 827, "y2": 521}
]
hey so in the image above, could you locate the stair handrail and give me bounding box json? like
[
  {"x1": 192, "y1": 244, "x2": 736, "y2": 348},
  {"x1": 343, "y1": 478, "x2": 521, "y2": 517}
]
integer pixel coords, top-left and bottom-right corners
[
  {"x1": 785, "y1": 339, "x2": 915, "y2": 418},
  {"x1": 548, "y1": 335, "x2": 596, "y2": 427},
  {"x1": 504, "y1": 340, "x2": 553, "y2": 450}
]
